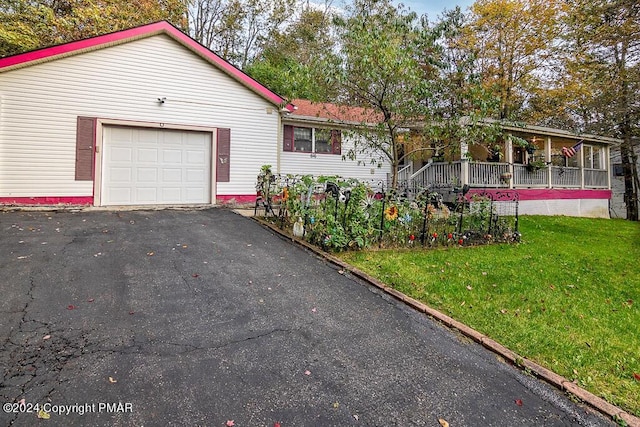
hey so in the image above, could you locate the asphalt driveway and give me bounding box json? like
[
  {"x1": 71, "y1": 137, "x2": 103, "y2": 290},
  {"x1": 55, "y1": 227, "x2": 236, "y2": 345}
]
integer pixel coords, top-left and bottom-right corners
[{"x1": 0, "y1": 208, "x2": 614, "y2": 426}]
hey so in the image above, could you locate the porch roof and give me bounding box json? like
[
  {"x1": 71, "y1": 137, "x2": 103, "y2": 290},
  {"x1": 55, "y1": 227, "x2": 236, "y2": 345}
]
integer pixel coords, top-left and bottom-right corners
[{"x1": 479, "y1": 119, "x2": 622, "y2": 145}]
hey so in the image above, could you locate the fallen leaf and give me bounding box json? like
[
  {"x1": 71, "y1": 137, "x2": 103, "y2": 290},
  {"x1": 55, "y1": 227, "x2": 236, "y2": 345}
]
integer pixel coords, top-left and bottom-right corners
[
  {"x1": 311, "y1": 308, "x2": 317, "y2": 313},
  {"x1": 17, "y1": 255, "x2": 32, "y2": 260},
  {"x1": 37, "y1": 409, "x2": 50, "y2": 419},
  {"x1": 500, "y1": 309, "x2": 508, "y2": 314},
  {"x1": 67, "y1": 305, "x2": 76, "y2": 310},
  {"x1": 18, "y1": 398, "x2": 25, "y2": 405},
  {"x1": 43, "y1": 335, "x2": 51, "y2": 340},
  {"x1": 515, "y1": 399, "x2": 523, "y2": 406},
  {"x1": 129, "y1": 311, "x2": 135, "y2": 315},
  {"x1": 482, "y1": 271, "x2": 487, "y2": 276},
  {"x1": 332, "y1": 402, "x2": 339, "y2": 409},
  {"x1": 460, "y1": 301, "x2": 465, "y2": 306},
  {"x1": 304, "y1": 370, "x2": 311, "y2": 376},
  {"x1": 549, "y1": 285, "x2": 555, "y2": 290},
  {"x1": 353, "y1": 414, "x2": 359, "y2": 421},
  {"x1": 226, "y1": 421, "x2": 235, "y2": 427},
  {"x1": 338, "y1": 269, "x2": 345, "y2": 275},
  {"x1": 633, "y1": 373, "x2": 640, "y2": 381},
  {"x1": 438, "y1": 419, "x2": 449, "y2": 427},
  {"x1": 147, "y1": 251, "x2": 154, "y2": 256},
  {"x1": 108, "y1": 376, "x2": 117, "y2": 383},
  {"x1": 274, "y1": 423, "x2": 281, "y2": 427},
  {"x1": 182, "y1": 245, "x2": 188, "y2": 248},
  {"x1": 87, "y1": 298, "x2": 95, "y2": 303},
  {"x1": 466, "y1": 285, "x2": 472, "y2": 290},
  {"x1": 192, "y1": 273, "x2": 199, "y2": 278}
]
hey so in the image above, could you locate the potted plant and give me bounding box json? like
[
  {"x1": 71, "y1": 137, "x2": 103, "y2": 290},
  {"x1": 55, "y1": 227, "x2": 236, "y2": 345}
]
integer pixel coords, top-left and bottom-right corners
[{"x1": 526, "y1": 160, "x2": 547, "y2": 172}]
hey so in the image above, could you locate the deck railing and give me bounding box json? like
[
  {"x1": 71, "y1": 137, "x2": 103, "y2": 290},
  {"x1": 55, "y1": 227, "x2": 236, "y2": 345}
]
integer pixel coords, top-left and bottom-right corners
[{"x1": 513, "y1": 164, "x2": 548, "y2": 187}]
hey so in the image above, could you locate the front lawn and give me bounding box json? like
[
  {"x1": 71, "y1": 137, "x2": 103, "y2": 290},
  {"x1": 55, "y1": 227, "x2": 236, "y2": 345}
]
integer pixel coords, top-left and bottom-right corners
[{"x1": 339, "y1": 215, "x2": 640, "y2": 417}]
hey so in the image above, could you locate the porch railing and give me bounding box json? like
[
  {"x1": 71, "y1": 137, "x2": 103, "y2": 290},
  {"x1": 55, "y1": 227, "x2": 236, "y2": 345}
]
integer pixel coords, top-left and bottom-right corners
[
  {"x1": 410, "y1": 161, "x2": 461, "y2": 188},
  {"x1": 584, "y1": 168, "x2": 608, "y2": 188},
  {"x1": 400, "y1": 161, "x2": 608, "y2": 190},
  {"x1": 551, "y1": 166, "x2": 581, "y2": 188},
  {"x1": 469, "y1": 162, "x2": 510, "y2": 187}
]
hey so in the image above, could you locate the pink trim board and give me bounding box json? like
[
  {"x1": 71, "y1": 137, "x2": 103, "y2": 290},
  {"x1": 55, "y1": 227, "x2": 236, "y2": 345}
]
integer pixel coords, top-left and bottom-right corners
[
  {"x1": 467, "y1": 189, "x2": 611, "y2": 201},
  {"x1": 0, "y1": 197, "x2": 93, "y2": 206}
]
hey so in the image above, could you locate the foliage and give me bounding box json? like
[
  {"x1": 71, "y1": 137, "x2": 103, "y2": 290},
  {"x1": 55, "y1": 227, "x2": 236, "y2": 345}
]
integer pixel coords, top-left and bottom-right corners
[
  {"x1": 244, "y1": 5, "x2": 337, "y2": 100},
  {"x1": 0, "y1": 0, "x2": 188, "y2": 57},
  {"x1": 323, "y1": 0, "x2": 435, "y2": 189},
  {"x1": 256, "y1": 167, "x2": 519, "y2": 252},
  {"x1": 465, "y1": 0, "x2": 564, "y2": 120},
  {"x1": 187, "y1": 0, "x2": 295, "y2": 68},
  {"x1": 340, "y1": 215, "x2": 640, "y2": 416}
]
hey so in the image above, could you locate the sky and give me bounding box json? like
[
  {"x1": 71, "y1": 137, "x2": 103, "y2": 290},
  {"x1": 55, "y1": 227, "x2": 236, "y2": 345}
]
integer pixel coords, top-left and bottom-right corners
[{"x1": 393, "y1": 0, "x2": 476, "y2": 20}]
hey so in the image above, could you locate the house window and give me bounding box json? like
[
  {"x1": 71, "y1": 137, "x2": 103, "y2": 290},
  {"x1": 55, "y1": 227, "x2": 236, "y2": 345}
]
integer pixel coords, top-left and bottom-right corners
[
  {"x1": 284, "y1": 125, "x2": 341, "y2": 155},
  {"x1": 583, "y1": 145, "x2": 603, "y2": 169},
  {"x1": 294, "y1": 127, "x2": 312, "y2": 152}
]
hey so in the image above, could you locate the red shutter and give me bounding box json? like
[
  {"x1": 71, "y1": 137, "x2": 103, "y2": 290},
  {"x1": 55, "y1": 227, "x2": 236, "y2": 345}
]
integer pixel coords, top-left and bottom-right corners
[
  {"x1": 75, "y1": 117, "x2": 96, "y2": 181},
  {"x1": 331, "y1": 130, "x2": 342, "y2": 155},
  {"x1": 283, "y1": 125, "x2": 294, "y2": 151},
  {"x1": 217, "y1": 128, "x2": 231, "y2": 182}
]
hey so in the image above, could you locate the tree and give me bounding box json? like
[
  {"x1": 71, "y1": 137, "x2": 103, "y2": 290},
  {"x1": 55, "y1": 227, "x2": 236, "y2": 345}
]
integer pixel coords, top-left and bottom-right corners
[
  {"x1": 325, "y1": 0, "x2": 435, "y2": 189},
  {"x1": 424, "y1": 7, "x2": 502, "y2": 159},
  {"x1": 245, "y1": 3, "x2": 337, "y2": 99},
  {"x1": 563, "y1": 0, "x2": 640, "y2": 220},
  {"x1": 187, "y1": 0, "x2": 294, "y2": 68},
  {"x1": 0, "y1": 0, "x2": 188, "y2": 57}
]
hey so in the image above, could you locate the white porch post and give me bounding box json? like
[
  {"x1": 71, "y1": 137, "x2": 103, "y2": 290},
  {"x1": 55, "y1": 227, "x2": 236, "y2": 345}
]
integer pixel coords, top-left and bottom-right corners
[
  {"x1": 460, "y1": 141, "x2": 469, "y2": 186},
  {"x1": 605, "y1": 145, "x2": 611, "y2": 189},
  {"x1": 506, "y1": 136, "x2": 514, "y2": 189},
  {"x1": 546, "y1": 136, "x2": 552, "y2": 188},
  {"x1": 579, "y1": 143, "x2": 585, "y2": 189}
]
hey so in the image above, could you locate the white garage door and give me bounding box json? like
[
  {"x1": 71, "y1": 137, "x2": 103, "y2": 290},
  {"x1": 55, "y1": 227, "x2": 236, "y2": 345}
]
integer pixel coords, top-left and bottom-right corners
[{"x1": 102, "y1": 126, "x2": 212, "y2": 206}]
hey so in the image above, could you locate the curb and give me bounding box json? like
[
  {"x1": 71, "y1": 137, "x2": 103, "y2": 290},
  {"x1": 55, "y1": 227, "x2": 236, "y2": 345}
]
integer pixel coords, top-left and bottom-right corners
[{"x1": 252, "y1": 216, "x2": 640, "y2": 427}]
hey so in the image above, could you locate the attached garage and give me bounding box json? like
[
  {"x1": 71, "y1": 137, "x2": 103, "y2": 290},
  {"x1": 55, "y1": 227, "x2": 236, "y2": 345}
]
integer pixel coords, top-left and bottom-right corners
[
  {"x1": 101, "y1": 126, "x2": 212, "y2": 206},
  {"x1": 0, "y1": 21, "x2": 292, "y2": 207}
]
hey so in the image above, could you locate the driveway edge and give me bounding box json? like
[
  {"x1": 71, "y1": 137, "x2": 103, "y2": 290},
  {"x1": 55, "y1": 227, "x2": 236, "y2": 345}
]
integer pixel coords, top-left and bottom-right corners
[{"x1": 252, "y1": 216, "x2": 640, "y2": 427}]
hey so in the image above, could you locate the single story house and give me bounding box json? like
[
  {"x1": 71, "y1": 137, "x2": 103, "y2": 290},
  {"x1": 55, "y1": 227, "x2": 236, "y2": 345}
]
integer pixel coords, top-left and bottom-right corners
[
  {"x1": 0, "y1": 21, "x2": 387, "y2": 208},
  {"x1": 0, "y1": 21, "x2": 622, "y2": 218}
]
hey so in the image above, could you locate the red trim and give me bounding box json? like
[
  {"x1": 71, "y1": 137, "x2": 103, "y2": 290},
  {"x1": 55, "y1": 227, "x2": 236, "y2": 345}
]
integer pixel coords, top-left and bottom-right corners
[
  {"x1": 0, "y1": 197, "x2": 93, "y2": 206},
  {"x1": 468, "y1": 189, "x2": 611, "y2": 201},
  {"x1": 0, "y1": 21, "x2": 293, "y2": 112},
  {"x1": 217, "y1": 195, "x2": 257, "y2": 204}
]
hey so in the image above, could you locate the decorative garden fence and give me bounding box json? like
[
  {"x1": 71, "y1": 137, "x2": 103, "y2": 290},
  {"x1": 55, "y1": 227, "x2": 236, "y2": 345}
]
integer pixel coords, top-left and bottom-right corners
[{"x1": 255, "y1": 167, "x2": 520, "y2": 252}]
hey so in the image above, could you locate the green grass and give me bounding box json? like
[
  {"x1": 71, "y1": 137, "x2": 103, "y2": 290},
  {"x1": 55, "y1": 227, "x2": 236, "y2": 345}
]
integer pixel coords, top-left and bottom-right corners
[{"x1": 339, "y1": 216, "x2": 640, "y2": 416}]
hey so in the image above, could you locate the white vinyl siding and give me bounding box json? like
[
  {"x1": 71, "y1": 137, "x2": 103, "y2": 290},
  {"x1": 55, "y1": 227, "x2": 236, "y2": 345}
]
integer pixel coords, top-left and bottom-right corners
[
  {"x1": 0, "y1": 35, "x2": 278, "y2": 199},
  {"x1": 280, "y1": 131, "x2": 391, "y2": 184}
]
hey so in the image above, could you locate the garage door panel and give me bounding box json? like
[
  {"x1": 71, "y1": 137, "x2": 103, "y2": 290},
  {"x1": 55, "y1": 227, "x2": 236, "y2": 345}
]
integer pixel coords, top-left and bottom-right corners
[
  {"x1": 186, "y1": 150, "x2": 205, "y2": 164},
  {"x1": 137, "y1": 168, "x2": 158, "y2": 183},
  {"x1": 102, "y1": 126, "x2": 212, "y2": 206},
  {"x1": 162, "y1": 168, "x2": 182, "y2": 183},
  {"x1": 163, "y1": 149, "x2": 182, "y2": 163},
  {"x1": 137, "y1": 148, "x2": 159, "y2": 163},
  {"x1": 108, "y1": 168, "x2": 132, "y2": 182}
]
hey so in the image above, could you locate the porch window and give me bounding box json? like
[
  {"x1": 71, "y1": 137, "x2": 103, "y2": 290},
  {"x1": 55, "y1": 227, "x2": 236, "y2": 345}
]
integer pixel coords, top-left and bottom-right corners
[
  {"x1": 283, "y1": 125, "x2": 341, "y2": 155},
  {"x1": 583, "y1": 145, "x2": 603, "y2": 169}
]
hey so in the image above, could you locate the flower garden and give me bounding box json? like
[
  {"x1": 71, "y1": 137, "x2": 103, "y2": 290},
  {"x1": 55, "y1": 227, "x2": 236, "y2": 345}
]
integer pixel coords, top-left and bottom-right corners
[{"x1": 255, "y1": 166, "x2": 521, "y2": 252}]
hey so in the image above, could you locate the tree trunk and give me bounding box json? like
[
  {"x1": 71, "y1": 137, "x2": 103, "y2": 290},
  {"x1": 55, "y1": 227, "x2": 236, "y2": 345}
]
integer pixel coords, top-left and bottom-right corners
[{"x1": 620, "y1": 135, "x2": 639, "y2": 221}]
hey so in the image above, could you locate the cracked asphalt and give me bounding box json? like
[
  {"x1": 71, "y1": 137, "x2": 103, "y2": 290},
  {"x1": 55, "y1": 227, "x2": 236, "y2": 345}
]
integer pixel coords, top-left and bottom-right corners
[{"x1": 0, "y1": 208, "x2": 615, "y2": 427}]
